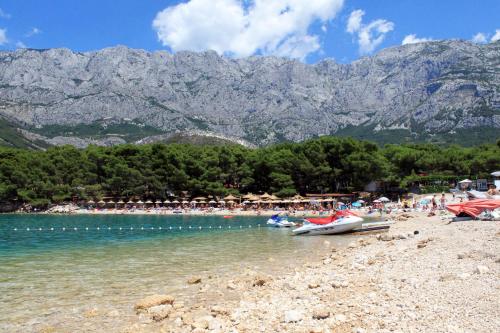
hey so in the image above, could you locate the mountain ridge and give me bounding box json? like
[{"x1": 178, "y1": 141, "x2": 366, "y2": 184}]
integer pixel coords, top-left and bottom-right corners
[{"x1": 0, "y1": 39, "x2": 499, "y2": 147}]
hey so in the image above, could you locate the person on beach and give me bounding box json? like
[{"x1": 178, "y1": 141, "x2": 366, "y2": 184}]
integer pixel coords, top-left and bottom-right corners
[
  {"x1": 431, "y1": 195, "x2": 437, "y2": 211},
  {"x1": 440, "y1": 193, "x2": 446, "y2": 209}
]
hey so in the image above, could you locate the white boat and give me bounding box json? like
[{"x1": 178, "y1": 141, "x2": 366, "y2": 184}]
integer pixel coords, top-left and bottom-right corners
[
  {"x1": 292, "y1": 211, "x2": 364, "y2": 235},
  {"x1": 267, "y1": 215, "x2": 296, "y2": 228}
]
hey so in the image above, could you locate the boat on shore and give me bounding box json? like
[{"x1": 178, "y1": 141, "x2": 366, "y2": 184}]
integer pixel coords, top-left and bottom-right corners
[
  {"x1": 267, "y1": 214, "x2": 295, "y2": 227},
  {"x1": 292, "y1": 210, "x2": 364, "y2": 235}
]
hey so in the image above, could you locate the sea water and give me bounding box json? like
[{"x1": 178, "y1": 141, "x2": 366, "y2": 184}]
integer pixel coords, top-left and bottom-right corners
[{"x1": 0, "y1": 214, "x2": 358, "y2": 332}]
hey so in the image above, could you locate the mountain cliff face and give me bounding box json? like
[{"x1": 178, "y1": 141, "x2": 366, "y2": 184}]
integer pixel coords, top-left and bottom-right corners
[{"x1": 0, "y1": 40, "x2": 499, "y2": 147}]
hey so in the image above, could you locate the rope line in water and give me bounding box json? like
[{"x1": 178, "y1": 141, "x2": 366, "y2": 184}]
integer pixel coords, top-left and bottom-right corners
[{"x1": 10, "y1": 224, "x2": 262, "y2": 233}]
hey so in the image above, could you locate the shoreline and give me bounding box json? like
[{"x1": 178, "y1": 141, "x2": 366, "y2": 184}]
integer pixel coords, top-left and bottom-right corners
[{"x1": 123, "y1": 211, "x2": 499, "y2": 333}]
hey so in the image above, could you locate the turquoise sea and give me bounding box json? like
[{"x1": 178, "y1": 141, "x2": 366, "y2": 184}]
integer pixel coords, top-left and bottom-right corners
[{"x1": 0, "y1": 214, "x2": 357, "y2": 332}]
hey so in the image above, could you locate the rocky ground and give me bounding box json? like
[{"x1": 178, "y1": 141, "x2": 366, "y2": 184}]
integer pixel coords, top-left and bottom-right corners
[{"x1": 128, "y1": 212, "x2": 499, "y2": 333}]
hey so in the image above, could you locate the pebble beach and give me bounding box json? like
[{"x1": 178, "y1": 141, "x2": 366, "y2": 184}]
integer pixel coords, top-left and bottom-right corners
[{"x1": 110, "y1": 211, "x2": 500, "y2": 333}]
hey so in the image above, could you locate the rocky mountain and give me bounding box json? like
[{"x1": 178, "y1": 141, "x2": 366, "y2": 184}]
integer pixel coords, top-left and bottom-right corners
[{"x1": 0, "y1": 40, "x2": 499, "y2": 148}]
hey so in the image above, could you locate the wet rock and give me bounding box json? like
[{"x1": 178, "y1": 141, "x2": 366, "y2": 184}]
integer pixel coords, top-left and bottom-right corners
[
  {"x1": 284, "y1": 310, "x2": 303, "y2": 323},
  {"x1": 417, "y1": 243, "x2": 427, "y2": 249},
  {"x1": 134, "y1": 294, "x2": 175, "y2": 312},
  {"x1": 188, "y1": 276, "x2": 202, "y2": 284},
  {"x1": 474, "y1": 265, "x2": 490, "y2": 274},
  {"x1": 312, "y1": 310, "x2": 330, "y2": 320},
  {"x1": 83, "y1": 308, "x2": 99, "y2": 318}
]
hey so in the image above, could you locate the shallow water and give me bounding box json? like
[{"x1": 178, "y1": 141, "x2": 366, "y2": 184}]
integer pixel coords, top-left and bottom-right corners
[{"x1": 0, "y1": 214, "x2": 358, "y2": 332}]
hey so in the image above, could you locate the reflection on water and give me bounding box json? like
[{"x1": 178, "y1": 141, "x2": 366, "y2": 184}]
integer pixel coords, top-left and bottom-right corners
[{"x1": 0, "y1": 214, "x2": 356, "y2": 332}]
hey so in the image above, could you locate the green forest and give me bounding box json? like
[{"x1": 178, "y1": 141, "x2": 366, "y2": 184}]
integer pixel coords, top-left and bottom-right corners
[{"x1": 0, "y1": 136, "x2": 499, "y2": 209}]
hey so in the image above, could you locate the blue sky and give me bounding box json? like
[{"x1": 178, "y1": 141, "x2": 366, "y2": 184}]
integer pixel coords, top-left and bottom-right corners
[{"x1": 0, "y1": 0, "x2": 499, "y2": 63}]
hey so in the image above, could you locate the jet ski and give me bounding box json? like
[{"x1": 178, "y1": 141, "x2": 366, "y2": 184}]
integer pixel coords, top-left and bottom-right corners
[
  {"x1": 267, "y1": 214, "x2": 295, "y2": 227},
  {"x1": 292, "y1": 210, "x2": 363, "y2": 235}
]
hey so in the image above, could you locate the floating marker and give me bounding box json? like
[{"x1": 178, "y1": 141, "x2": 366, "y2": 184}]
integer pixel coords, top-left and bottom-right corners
[
  {"x1": 189, "y1": 226, "x2": 192, "y2": 229},
  {"x1": 108, "y1": 227, "x2": 111, "y2": 230},
  {"x1": 141, "y1": 227, "x2": 144, "y2": 230},
  {"x1": 119, "y1": 227, "x2": 122, "y2": 230},
  {"x1": 74, "y1": 227, "x2": 77, "y2": 231},
  {"x1": 85, "y1": 227, "x2": 89, "y2": 231},
  {"x1": 159, "y1": 227, "x2": 162, "y2": 230},
  {"x1": 39, "y1": 228, "x2": 42, "y2": 231},
  {"x1": 169, "y1": 226, "x2": 172, "y2": 230},
  {"x1": 199, "y1": 226, "x2": 202, "y2": 229},
  {"x1": 27, "y1": 228, "x2": 30, "y2": 231},
  {"x1": 228, "y1": 226, "x2": 231, "y2": 229},
  {"x1": 62, "y1": 227, "x2": 65, "y2": 231},
  {"x1": 14, "y1": 228, "x2": 17, "y2": 231},
  {"x1": 51, "y1": 227, "x2": 54, "y2": 231},
  {"x1": 130, "y1": 227, "x2": 133, "y2": 230}
]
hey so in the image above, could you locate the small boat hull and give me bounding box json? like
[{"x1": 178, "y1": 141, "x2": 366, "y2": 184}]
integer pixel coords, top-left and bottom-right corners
[{"x1": 292, "y1": 217, "x2": 364, "y2": 235}]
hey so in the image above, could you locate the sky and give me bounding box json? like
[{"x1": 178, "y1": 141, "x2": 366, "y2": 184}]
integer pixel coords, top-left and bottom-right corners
[{"x1": 0, "y1": 0, "x2": 499, "y2": 63}]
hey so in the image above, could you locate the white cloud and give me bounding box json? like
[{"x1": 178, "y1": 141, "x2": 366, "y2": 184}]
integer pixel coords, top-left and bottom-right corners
[
  {"x1": 346, "y1": 9, "x2": 363, "y2": 33},
  {"x1": 346, "y1": 9, "x2": 394, "y2": 55},
  {"x1": 26, "y1": 27, "x2": 41, "y2": 37},
  {"x1": 152, "y1": 0, "x2": 344, "y2": 61},
  {"x1": 16, "y1": 41, "x2": 26, "y2": 48},
  {"x1": 491, "y1": 29, "x2": 500, "y2": 42},
  {"x1": 402, "y1": 34, "x2": 433, "y2": 45},
  {"x1": 0, "y1": 8, "x2": 11, "y2": 19},
  {"x1": 0, "y1": 28, "x2": 7, "y2": 45},
  {"x1": 471, "y1": 32, "x2": 487, "y2": 44}
]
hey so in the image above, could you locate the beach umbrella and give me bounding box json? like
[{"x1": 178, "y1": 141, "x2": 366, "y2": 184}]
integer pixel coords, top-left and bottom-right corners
[
  {"x1": 242, "y1": 200, "x2": 250, "y2": 204},
  {"x1": 163, "y1": 200, "x2": 171, "y2": 204},
  {"x1": 190, "y1": 200, "x2": 197, "y2": 204},
  {"x1": 182, "y1": 200, "x2": 189, "y2": 204},
  {"x1": 293, "y1": 199, "x2": 300, "y2": 203},
  {"x1": 491, "y1": 171, "x2": 500, "y2": 177},
  {"x1": 373, "y1": 200, "x2": 381, "y2": 203},
  {"x1": 127, "y1": 199, "x2": 134, "y2": 204},
  {"x1": 260, "y1": 192, "x2": 272, "y2": 200},
  {"x1": 145, "y1": 200, "x2": 153, "y2": 204},
  {"x1": 357, "y1": 199, "x2": 365, "y2": 203},
  {"x1": 136, "y1": 200, "x2": 144, "y2": 204},
  {"x1": 378, "y1": 197, "x2": 390, "y2": 202},
  {"x1": 155, "y1": 200, "x2": 162, "y2": 204},
  {"x1": 107, "y1": 200, "x2": 115, "y2": 204},
  {"x1": 459, "y1": 179, "x2": 473, "y2": 184},
  {"x1": 270, "y1": 194, "x2": 280, "y2": 200},
  {"x1": 352, "y1": 202, "x2": 362, "y2": 207},
  {"x1": 87, "y1": 200, "x2": 95, "y2": 204},
  {"x1": 219, "y1": 200, "x2": 226, "y2": 204},
  {"x1": 208, "y1": 200, "x2": 216, "y2": 204},
  {"x1": 242, "y1": 193, "x2": 254, "y2": 199},
  {"x1": 199, "y1": 200, "x2": 207, "y2": 204},
  {"x1": 172, "y1": 200, "x2": 180, "y2": 204},
  {"x1": 227, "y1": 200, "x2": 235, "y2": 204},
  {"x1": 117, "y1": 200, "x2": 125, "y2": 204},
  {"x1": 98, "y1": 200, "x2": 105, "y2": 205}
]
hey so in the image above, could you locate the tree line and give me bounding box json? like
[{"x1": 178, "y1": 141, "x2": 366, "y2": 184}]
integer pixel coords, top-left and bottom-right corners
[{"x1": 0, "y1": 136, "x2": 499, "y2": 208}]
